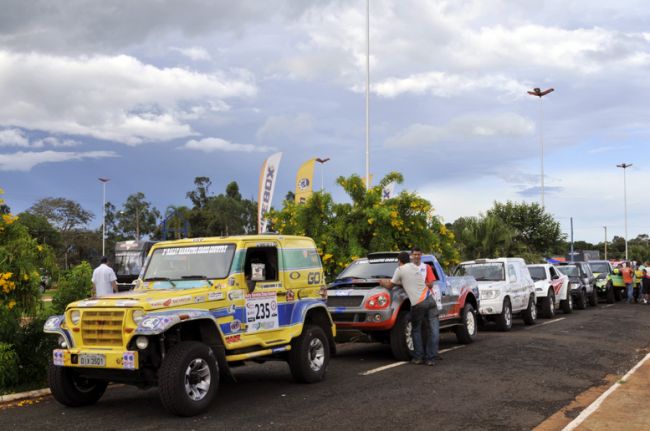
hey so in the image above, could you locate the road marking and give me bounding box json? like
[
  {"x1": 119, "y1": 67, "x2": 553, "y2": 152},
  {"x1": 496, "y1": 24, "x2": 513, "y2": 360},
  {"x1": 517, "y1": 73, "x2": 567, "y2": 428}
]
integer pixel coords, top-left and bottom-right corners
[
  {"x1": 526, "y1": 317, "x2": 565, "y2": 329},
  {"x1": 359, "y1": 345, "x2": 465, "y2": 376},
  {"x1": 562, "y1": 352, "x2": 650, "y2": 431}
]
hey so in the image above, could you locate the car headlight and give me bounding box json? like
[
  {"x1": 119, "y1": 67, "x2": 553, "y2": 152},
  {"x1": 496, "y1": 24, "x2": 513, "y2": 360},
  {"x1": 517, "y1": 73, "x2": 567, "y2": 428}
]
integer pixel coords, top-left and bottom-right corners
[
  {"x1": 481, "y1": 289, "x2": 500, "y2": 300},
  {"x1": 570, "y1": 282, "x2": 580, "y2": 289},
  {"x1": 70, "y1": 310, "x2": 81, "y2": 325},
  {"x1": 132, "y1": 309, "x2": 145, "y2": 324},
  {"x1": 135, "y1": 336, "x2": 149, "y2": 350}
]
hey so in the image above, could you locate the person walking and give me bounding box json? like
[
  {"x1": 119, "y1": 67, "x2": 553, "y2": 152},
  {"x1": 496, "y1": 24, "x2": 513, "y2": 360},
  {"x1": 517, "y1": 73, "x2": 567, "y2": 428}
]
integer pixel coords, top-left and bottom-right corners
[
  {"x1": 92, "y1": 256, "x2": 117, "y2": 298},
  {"x1": 621, "y1": 262, "x2": 635, "y2": 304},
  {"x1": 642, "y1": 269, "x2": 650, "y2": 305},
  {"x1": 380, "y1": 251, "x2": 439, "y2": 366}
]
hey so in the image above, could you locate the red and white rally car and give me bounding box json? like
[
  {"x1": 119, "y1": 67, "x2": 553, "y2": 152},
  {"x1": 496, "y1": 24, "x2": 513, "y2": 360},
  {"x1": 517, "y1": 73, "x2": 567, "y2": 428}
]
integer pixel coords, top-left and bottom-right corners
[{"x1": 527, "y1": 263, "x2": 572, "y2": 318}]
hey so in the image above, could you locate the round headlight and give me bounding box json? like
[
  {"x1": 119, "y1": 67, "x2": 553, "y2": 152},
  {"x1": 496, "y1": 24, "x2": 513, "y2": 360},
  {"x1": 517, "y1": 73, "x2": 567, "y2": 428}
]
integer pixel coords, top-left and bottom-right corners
[
  {"x1": 57, "y1": 335, "x2": 68, "y2": 348},
  {"x1": 135, "y1": 336, "x2": 149, "y2": 350},
  {"x1": 70, "y1": 310, "x2": 81, "y2": 325},
  {"x1": 132, "y1": 310, "x2": 145, "y2": 324}
]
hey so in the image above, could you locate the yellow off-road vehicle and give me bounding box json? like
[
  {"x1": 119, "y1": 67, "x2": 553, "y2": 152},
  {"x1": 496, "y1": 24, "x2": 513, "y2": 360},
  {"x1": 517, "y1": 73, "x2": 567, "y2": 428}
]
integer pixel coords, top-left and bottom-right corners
[{"x1": 44, "y1": 235, "x2": 335, "y2": 416}]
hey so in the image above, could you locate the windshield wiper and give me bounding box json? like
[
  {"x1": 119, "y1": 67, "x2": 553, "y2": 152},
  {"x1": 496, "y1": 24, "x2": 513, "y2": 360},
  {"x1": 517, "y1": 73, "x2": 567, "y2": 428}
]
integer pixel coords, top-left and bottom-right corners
[
  {"x1": 143, "y1": 277, "x2": 177, "y2": 287},
  {"x1": 369, "y1": 275, "x2": 393, "y2": 278},
  {"x1": 180, "y1": 275, "x2": 209, "y2": 280},
  {"x1": 334, "y1": 276, "x2": 366, "y2": 282}
]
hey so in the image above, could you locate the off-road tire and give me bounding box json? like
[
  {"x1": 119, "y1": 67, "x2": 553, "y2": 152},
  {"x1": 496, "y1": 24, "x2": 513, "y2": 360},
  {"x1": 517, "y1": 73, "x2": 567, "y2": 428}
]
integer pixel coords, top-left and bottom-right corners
[
  {"x1": 391, "y1": 310, "x2": 418, "y2": 360},
  {"x1": 48, "y1": 363, "x2": 108, "y2": 407},
  {"x1": 575, "y1": 289, "x2": 587, "y2": 310},
  {"x1": 495, "y1": 298, "x2": 513, "y2": 332},
  {"x1": 588, "y1": 286, "x2": 598, "y2": 306},
  {"x1": 159, "y1": 341, "x2": 219, "y2": 417},
  {"x1": 541, "y1": 290, "x2": 556, "y2": 318},
  {"x1": 522, "y1": 294, "x2": 537, "y2": 325},
  {"x1": 606, "y1": 284, "x2": 615, "y2": 304},
  {"x1": 289, "y1": 325, "x2": 330, "y2": 383},
  {"x1": 560, "y1": 291, "x2": 573, "y2": 314},
  {"x1": 455, "y1": 303, "x2": 477, "y2": 344}
]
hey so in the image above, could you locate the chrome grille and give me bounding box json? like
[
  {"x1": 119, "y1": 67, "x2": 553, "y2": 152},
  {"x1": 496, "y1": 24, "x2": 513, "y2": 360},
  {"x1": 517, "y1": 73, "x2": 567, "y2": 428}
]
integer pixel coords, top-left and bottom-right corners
[{"x1": 81, "y1": 310, "x2": 125, "y2": 347}]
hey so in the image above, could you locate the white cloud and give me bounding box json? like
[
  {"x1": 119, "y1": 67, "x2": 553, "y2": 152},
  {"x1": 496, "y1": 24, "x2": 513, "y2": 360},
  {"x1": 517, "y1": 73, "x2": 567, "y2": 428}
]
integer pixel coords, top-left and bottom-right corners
[
  {"x1": 171, "y1": 46, "x2": 212, "y2": 61},
  {"x1": 32, "y1": 136, "x2": 81, "y2": 148},
  {"x1": 0, "y1": 128, "x2": 29, "y2": 147},
  {"x1": 256, "y1": 113, "x2": 313, "y2": 141},
  {"x1": 180, "y1": 137, "x2": 275, "y2": 153},
  {"x1": 0, "y1": 50, "x2": 257, "y2": 145},
  {"x1": 0, "y1": 150, "x2": 118, "y2": 171},
  {"x1": 369, "y1": 72, "x2": 527, "y2": 99},
  {"x1": 386, "y1": 113, "x2": 534, "y2": 148}
]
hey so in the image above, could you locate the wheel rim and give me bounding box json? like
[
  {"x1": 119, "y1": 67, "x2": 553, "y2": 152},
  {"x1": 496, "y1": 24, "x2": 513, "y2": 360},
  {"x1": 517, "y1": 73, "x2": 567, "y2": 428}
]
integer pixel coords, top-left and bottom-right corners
[
  {"x1": 405, "y1": 321, "x2": 414, "y2": 352},
  {"x1": 466, "y1": 309, "x2": 476, "y2": 335},
  {"x1": 505, "y1": 304, "x2": 512, "y2": 326},
  {"x1": 530, "y1": 298, "x2": 537, "y2": 319},
  {"x1": 549, "y1": 294, "x2": 555, "y2": 315},
  {"x1": 307, "y1": 337, "x2": 325, "y2": 372},
  {"x1": 184, "y1": 358, "x2": 211, "y2": 401},
  {"x1": 72, "y1": 375, "x2": 98, "y2": 393}
]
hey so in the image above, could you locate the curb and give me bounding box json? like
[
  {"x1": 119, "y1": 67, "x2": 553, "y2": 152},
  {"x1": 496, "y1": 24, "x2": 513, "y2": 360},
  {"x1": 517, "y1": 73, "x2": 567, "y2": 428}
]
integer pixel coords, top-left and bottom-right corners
[{"x1": 0, "y1": 388, "x2": 50, "y2": 404}]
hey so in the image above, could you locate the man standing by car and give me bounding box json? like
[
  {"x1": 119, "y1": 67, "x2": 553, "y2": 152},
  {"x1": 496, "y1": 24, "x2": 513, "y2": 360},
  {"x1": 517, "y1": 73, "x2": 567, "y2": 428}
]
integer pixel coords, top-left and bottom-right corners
[
  {"x1": 380, "y1": 251, "x2": 439, "y2": 366},
  {"x1": 92, "y1": 256, "x2": 117, "y2": 298},
  {"x1": 621, "y1": 262, "x2": 635, "y2": 304}
]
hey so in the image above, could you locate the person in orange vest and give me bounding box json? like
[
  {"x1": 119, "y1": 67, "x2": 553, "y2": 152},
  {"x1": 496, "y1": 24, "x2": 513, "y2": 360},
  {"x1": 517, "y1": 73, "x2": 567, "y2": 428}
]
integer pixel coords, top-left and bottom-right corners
[{"x1": 621, "y1": 262, "x2": 635, "y2": 304}]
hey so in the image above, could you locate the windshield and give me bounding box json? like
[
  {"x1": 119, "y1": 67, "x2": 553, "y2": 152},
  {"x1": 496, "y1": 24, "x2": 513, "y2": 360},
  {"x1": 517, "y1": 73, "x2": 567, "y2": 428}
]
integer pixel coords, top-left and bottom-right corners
[
  {"x1": 456, "y1": 263, "x2": 505, "y2": 281},
  {"x1": 589, "y1": 262, "x2": 610, "y2": 274},
  {"x1": 558, "y1": 265, "x2": 579, "y2": 277},
  {"x1": 528, "y1": 266, "x2": 547, "y2": 281},
  {"x1": 142, "y1": 244, "x2": 236, "y2": 284},
  {"x1": 115, "y1": 250, "x2": 145, "y2": 276},
  {"x1": 336, "y1": 258, "x2": 398, "y2": 280}
]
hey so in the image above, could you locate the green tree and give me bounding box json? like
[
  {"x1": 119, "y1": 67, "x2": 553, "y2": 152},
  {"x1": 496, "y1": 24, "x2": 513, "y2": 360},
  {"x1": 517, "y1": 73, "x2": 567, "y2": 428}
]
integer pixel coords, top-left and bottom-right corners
[
  {"x1": 486, "y1": 201, "x2": 565, "y2": 256},
  {"x1": 116, "y1": 192, "x2": 161, "y2": 240},
  {"x1": 270, "y1": 172, "x2": 459, "y2": 279},
  {"x1": 451, "y1": 215, "x2": 515, "y2": 260},
  {"x1": 16, "y1": 212, "x2": 62, "y2": 250},
  {"x1": 28, "y1": 197, "x2": 94, "y2": 268}
]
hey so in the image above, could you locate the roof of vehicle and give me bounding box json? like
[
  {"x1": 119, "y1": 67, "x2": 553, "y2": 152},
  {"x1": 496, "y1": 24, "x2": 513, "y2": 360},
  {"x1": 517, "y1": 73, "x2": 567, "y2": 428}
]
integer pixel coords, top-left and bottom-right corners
[
  {"x1": 460, "y1": 257, "x2": 526, "y2": 265},
  {"x1": 527, "y1": 263, "x2": 551, "y2": 268},
  {"x1": 151, "y1": 235, "x2": 315, "y2": 248},
  {"x1": 588, "y1": 260, "x2": 611, "y2": 264}
]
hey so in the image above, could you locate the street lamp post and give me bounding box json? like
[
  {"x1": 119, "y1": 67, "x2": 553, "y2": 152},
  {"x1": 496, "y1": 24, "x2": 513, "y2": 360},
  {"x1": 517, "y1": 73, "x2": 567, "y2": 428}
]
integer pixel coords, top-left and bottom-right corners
[
  {"x1": 98, "y1": 178, "x2": 110, "y2": 256},
  {"x1": 617, "y1": 163, "x2": 632, "y2": 260},
  {"x1": 527, "y1": 87, "x2": 555, "y2": 209},
  {"x1": 315, "y1": 157, "x2": 330, "y2": 191},
  {"x1": 604, "y1": 226, "x2": 608, "y2": 260},
  {"x1": 365, "y1": 0, "x2": 370, "y2": 190}
]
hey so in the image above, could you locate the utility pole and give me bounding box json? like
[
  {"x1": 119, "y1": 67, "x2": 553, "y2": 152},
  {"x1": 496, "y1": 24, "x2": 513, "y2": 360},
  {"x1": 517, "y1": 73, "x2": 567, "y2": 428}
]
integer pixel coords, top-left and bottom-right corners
[
  {"x1": 364, "y1": 0, "x2": 370, "y2": 190},
  {"x1": 570, "y1": 217, "x2": 574, "y2": 262},
  {"x1": 98, "y1": 177, "x2": 110, "y2": 257},
  {"x1": 604, "y1": 226, "x2": 608, "y2": 260},
  {"x1": 527, "y1": 87, "x2": 554, "y2": 208},
  {"x1": 617, "y1": 163, "x2": 632, "y2": 260}
]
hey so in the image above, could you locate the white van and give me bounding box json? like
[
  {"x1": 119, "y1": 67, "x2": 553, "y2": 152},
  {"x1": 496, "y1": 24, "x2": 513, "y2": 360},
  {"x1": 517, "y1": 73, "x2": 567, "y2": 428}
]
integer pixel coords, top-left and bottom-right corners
[{"x1": 455, "y1": 258, "x2": 536, "y2": 331}]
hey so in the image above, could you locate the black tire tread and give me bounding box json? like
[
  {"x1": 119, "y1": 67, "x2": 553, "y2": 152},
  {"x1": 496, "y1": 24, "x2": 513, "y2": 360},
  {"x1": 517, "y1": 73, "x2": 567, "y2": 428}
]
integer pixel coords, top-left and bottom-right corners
[
  {"x1": 495, "y1": 299, "x2": 512, "y2": 332},
  {"x1": 455, "y1": 304, "x2": 477, "y2": 344},
  {"x1": 48, "y1": 363, "x2": 107, "y2": 407},
  {"x1": 289, "y1": 325, "x2": 330, "y2": 383}
]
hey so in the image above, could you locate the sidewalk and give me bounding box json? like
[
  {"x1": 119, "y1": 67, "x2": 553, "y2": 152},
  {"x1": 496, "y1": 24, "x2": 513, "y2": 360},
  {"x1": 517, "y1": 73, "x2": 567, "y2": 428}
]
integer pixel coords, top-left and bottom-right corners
[{"x1": 564, "y1": 352, "x2": 650, "y2": 431}]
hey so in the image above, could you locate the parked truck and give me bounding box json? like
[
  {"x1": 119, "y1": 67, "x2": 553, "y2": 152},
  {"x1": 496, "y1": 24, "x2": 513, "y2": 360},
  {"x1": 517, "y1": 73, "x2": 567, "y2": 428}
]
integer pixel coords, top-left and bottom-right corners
[
  {"x1": 114, "y1": 240, "x2": 157, "y2": 292},
  {"x1": 326, "y1": 252, "x2": 479, "y2": 361}
]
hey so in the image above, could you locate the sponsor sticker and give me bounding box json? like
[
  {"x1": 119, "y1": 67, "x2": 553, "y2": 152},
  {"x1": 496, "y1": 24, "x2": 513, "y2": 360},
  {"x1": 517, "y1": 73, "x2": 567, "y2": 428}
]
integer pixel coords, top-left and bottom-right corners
[
  {"x1": 286, "y1": 290, "x2": 295, "y2": 302},
  {"x1": 228, "y1": 290, "x2": 244, "y2": 301},
  {"x1": 148, "y1": 295, "x2": 192, "y2": 308},
  {"x1": 194, "y1": 295, "x2": 206, "y2": 304},
  {"x1": 115, "y1": 300, "x2": 138, "y2": 307},
  {"x1": 208, "y1": 292, "x2": 224, "y2": 301},
  {"x1": 53, "y1": 350, "x2": 65, "y2": 366},
  {"x1": 122, "y1": 352, "x2": 136, "y2": 370},
  {"x1": 289, "y1": 271, "x2": 301, "y2": 280},
  {"x1": 226, "y1": 334, "x2": 241, "y2": 343},
  {"x1": 161, "y1": 245, "x2": 229, "y2": 256},
  {"x1": 77, "y1": 300, "x2": 99, "y2": 307},
  {"x1": 230, "y1": 320, "x2": 242, "y2": 332}
]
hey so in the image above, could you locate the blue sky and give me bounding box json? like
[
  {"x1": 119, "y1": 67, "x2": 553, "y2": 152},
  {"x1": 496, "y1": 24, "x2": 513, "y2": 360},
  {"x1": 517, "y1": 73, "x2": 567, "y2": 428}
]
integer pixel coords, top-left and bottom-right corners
[{"x1": 0, "y1": 0, "x2": 648, "y2": 243}]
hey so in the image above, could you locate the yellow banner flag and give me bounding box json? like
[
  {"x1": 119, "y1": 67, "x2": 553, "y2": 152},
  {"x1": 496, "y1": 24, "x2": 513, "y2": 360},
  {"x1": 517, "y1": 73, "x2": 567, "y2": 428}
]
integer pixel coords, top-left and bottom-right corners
[{"x1": 295, "y1": 158, "x2": 316, "y2": 204}]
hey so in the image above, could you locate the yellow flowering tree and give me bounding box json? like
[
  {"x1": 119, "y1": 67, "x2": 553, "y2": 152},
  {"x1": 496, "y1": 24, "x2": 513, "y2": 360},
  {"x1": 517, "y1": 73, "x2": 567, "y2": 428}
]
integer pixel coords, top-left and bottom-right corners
[
  {"x1": 269, "y1": 173, "x2": 459, "y2": 280},
  {"x1": 0, "y1": 188, "x2": 57, "y2": 391}
]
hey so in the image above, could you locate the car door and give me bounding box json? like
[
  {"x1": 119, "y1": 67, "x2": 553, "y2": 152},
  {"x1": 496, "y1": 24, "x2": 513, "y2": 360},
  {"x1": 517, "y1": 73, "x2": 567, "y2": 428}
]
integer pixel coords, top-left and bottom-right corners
[
  {"x1": 241, "y1": 241, "x2": 283, "y2": 342},
  {"x1": 429, "y1": 259, "x2": 454, "y2": 317},
  {"x1": 507, "y1": 264, "x2": 522, "y2": 310}
]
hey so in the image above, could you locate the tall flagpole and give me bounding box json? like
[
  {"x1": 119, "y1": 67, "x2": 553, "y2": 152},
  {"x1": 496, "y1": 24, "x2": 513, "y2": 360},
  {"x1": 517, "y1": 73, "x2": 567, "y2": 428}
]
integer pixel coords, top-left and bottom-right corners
[{"x1": 365, "y1": 0, "x2": 370, "y2": 190}]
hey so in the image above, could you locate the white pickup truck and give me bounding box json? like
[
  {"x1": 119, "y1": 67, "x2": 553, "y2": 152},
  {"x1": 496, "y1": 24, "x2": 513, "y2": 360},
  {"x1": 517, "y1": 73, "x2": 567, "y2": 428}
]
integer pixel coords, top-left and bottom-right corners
[
  {"x1": 455, "y1": 258, "x2": 536, "y2": 331},
  {"x1": 527, "y1": 263, "x2": 572, "y2": 318}
]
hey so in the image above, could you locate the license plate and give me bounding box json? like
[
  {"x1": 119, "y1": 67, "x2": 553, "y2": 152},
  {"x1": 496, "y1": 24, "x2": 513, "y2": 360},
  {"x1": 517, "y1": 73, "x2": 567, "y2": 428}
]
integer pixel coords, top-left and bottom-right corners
[{"x1": 79, "y1": 354, "x2": 105, "y2": 367}]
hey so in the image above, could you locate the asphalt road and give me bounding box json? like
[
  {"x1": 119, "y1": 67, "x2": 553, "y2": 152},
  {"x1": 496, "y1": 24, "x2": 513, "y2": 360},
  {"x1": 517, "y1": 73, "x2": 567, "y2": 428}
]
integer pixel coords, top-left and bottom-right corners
[{"x1": 3, "y1": 303, "x2": 650, "y2": 431}]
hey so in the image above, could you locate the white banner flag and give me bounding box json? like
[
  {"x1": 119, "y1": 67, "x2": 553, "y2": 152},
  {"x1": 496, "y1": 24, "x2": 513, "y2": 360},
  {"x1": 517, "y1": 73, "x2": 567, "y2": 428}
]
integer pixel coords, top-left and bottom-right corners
[
  {"x1": 257, "y1": 152, "x2": 283, "y2": 233},
  {"x1": 382, "y1": 181, "x2": 395, "y2": 200}
]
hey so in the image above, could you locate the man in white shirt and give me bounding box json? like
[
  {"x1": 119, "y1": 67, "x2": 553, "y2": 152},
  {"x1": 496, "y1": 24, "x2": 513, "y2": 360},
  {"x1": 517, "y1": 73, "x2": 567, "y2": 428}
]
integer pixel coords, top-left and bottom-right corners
[{"x1": 92, "y1": 256, "x2": 117, "y2": 297}]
